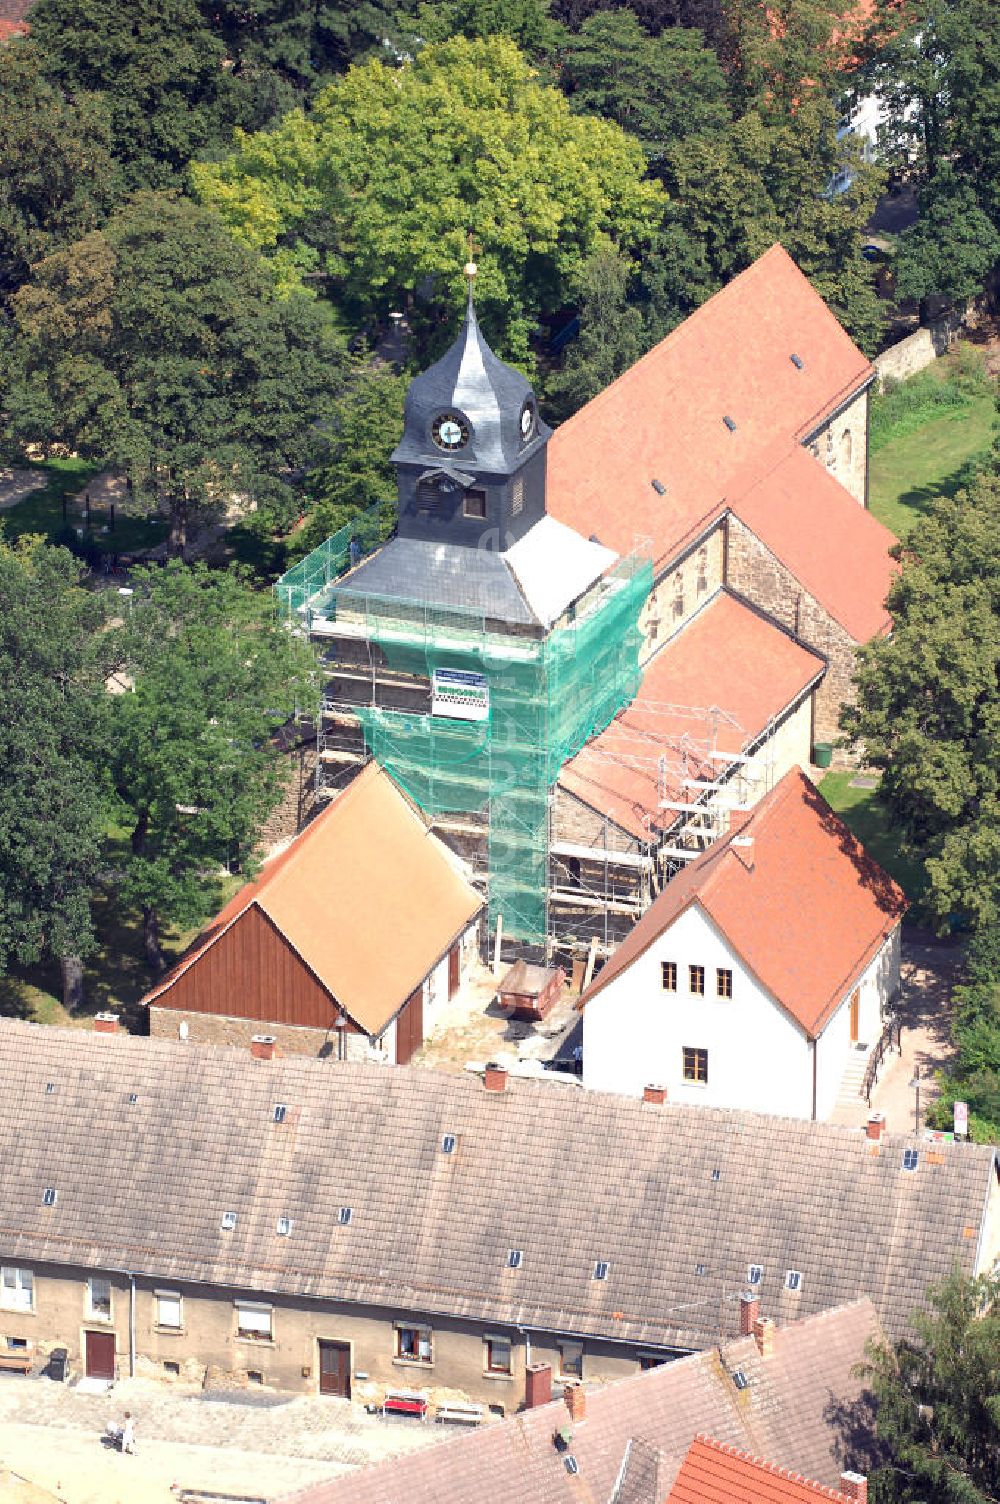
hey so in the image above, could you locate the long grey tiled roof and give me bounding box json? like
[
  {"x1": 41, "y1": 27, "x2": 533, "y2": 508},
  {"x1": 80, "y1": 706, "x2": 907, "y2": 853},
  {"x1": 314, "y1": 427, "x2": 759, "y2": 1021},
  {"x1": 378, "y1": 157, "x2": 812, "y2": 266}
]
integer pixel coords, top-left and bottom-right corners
[
  {"x1": 281, "y1": 1299, "x2": 884, "y2": 1504},
  {"x1": 0, "y1": 1020, "x2": 995, "y2": 1349},
  {"x1": 338, "y1": 535, "x2": 537, "y2": 625}
]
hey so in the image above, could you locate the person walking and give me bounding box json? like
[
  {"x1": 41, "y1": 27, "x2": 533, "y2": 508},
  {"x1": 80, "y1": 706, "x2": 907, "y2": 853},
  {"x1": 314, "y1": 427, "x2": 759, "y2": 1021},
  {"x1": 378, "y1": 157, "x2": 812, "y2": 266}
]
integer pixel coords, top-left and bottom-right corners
[{"x1": 120, "y1": 1412, "x2": 135, "y2": 1454}]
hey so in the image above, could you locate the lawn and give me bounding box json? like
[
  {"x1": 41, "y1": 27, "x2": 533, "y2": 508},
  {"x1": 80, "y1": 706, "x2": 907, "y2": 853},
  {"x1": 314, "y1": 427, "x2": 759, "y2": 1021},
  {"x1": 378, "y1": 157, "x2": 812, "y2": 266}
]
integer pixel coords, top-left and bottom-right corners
[
  {"x1": 868, "y1": 347, "x2": 997, "y2": 539},
  {"x1": 1, "y1": 458, "x2": 169, "y2": 556},
  {"x1": 820, "y1": 769, "x2": 928, "y2": 910}
]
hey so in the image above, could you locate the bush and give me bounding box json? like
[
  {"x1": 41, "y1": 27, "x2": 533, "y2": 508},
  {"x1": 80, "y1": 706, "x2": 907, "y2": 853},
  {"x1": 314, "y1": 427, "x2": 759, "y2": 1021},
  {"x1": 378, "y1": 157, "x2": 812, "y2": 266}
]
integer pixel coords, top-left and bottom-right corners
[{"x1": 870, "y1": 366, "x2": 978, "y2": 453}]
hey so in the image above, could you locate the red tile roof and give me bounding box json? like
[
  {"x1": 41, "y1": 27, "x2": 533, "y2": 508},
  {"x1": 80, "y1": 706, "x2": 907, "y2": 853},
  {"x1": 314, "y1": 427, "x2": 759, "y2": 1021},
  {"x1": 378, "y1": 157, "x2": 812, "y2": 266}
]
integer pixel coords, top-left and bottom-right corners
[
  {"x1": 547, "y1": 244, "x2": 873, "y2": 570},
  {"x1": 580, "y1": 766, "x2": 906, "y2": 1037},
  {"x1": 559, "y1": 590, "x2": 824, "y2": 839},
  {"x1": 668, "y1": 1436, "x2": 855, "y2": 1504},
  {"x1": 143, "y1": 764, "x2": 483, "y2": 1035},
  {"x1": 730, "y1": 444, "x2": 896, "y2": 640}
]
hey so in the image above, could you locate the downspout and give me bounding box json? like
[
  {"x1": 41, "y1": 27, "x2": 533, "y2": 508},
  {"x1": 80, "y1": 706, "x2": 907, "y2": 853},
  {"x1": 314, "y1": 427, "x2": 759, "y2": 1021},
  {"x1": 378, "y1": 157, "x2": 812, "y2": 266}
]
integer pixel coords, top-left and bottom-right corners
[
  {"x1": 811, "y1": 1038, "x2": 818, "y2": 1122},
  {"x1": 128, "y1": 1272, "x2": 136, "y2": 1378}
]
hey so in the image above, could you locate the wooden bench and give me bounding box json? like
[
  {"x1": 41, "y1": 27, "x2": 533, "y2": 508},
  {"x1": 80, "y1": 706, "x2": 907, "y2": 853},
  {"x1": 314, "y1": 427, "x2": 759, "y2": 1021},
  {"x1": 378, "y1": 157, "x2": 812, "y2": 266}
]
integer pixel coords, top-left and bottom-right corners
[
  {"x1": 382, "y1": 1387, "x2": 429, "y2": 1420},
  {"x1": 0, "y1": 1345, "x2": 34, "y2": 1375},
  {"x1": 436, "y1": 1402, "x2": 484, "y2": 1427}
]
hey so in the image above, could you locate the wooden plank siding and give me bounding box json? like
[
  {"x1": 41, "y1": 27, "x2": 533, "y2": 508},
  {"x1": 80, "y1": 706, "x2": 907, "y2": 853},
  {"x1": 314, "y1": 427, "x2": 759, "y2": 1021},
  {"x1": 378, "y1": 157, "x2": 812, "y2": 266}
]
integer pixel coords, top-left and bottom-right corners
[{"x1": 153, "y1": 904, "x2": 358, "y2": 1033}]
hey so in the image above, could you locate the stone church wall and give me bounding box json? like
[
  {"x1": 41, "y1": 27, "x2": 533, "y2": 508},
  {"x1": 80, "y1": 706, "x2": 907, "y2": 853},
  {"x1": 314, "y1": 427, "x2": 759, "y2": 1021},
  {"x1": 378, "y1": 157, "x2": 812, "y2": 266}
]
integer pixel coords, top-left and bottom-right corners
[
  {"x1": 801, "y1": 384, "x2": 870, "y2": 506},
  {"x1": 641, "y1": 523, "x2": 725, "y2": 660},
  {"x1": 725, "y1": 516, "x2": 859, "y2": 760}
]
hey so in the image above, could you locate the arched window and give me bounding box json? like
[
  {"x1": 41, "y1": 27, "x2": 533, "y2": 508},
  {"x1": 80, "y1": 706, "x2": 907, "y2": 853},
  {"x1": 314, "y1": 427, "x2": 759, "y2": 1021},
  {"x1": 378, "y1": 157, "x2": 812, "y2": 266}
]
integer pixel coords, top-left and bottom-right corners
[{"x1": 840, "y1": 427, "x2": 853, "y2": 470}]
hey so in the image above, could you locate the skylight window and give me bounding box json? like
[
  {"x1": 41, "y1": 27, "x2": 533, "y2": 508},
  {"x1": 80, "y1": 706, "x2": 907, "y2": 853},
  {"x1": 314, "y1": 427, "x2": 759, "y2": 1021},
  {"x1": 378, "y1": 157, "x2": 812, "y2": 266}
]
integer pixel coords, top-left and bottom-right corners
[
  {"x1": 651, "y1": 478, "x2": 666, "y2": 496},
  {"x1": 790, "y1": 353, "x2": 805, "y2": 370},
  {"x1": 127, "y1": 1093, "x2": 138, "y2": 1106},
  {"x1": 507, "y1": 1249, "x2": 523, "y2": 1269},
  {"x1": 785, "y1": 1270, "x2": 803, "y2": 1292},
  {"x1": 723, "y1": 415, "x2": 737, "y2": 432},
  {"x1": 272, "y1": 1104, "x2": 287, "y2": 1124},
  {"x1": 593, "y1": 1261, "x2": 610, "y2": 1281},
  {"x1": 221, "y1": 1211, "x2": 237, "y2": 1231},
  {"x1": 42, "y1": 1188, "x2": 56, "y2": 1207},
  {"x1": 338, "y1": 1206, "x2": 352, "y2": 1225},
  {"x1": 44, "y1": 1083, "x2": 55, "y2": 1095},
  {"x1": 902, "y1": 1148, "x2": 919, "y2": 1172},
  {"x1": 564, "y1": 1456, "x2": 579, "y2": 1476},
  {"x1": 441, "y1": 1134, "x2": 456, "y2": 1154},
  {"x1": 695, "y1": 1263, "x2": 707, "y2": 1276},
  {"x1": 733, "y1": 1369, "x2": 749, "y2": 1390},
  {"x1": 710, "y1": 1168, "x2": 721, "y2": 1182},
  {"x1": 276, "y1": 1216, "x2": 292, "y2": 1236},
  {"x1": 747, "y1": 1264, "x2": 764, "y2": 1286}
]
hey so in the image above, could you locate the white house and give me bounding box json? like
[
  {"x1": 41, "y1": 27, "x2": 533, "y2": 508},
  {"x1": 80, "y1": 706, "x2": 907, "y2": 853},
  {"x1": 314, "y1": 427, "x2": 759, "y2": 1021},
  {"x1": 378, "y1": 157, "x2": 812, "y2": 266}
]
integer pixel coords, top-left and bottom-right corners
[{"x1": 579, "y1": 768, "x2": 906, "y2": 1120}]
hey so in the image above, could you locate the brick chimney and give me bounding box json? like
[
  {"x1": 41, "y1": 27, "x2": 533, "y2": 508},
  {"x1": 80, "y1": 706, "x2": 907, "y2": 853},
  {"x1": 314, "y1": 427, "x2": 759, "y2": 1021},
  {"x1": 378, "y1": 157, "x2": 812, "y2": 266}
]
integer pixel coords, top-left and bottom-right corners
[
  {"x1": 643, "y1": 1084, "x2": 667, "y2": 1105},
  {"x1": 525, "y1": 1362, "x2": 552, "y2": 1409},
  {"x1": 840, "y1": 1473, "x2": 868, "y2": 1504},
  {"x1": 251, "y1": 1035, "x2": 277, "y2": 1061},
  {"x1": 753, "y1": 1316, "x2": 775, "y2": 1358},
  {"x1": 739, "y1": 1290, "x2": 760, "y2": 1337},
  {"x1": 93, "y1": 1012, "x2": 119, "y2": 1034},
  {"x1": 866, "y1": 1112, "x2": 885, "y2": 1142},
  {"x1": 563, "y1": 1382, "x2": 586, "y2": 1423},
  {"x1": 484, "y1": 1062, "x2": 508, "y2": 1093}
]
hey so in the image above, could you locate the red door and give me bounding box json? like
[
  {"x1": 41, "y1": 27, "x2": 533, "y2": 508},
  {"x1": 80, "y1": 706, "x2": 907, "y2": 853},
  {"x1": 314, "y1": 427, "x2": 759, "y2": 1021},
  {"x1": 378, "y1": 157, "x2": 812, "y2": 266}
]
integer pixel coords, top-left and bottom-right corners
[
  {"x1": 318, "y1": 1340, "x2": 351, "y2": 1398},
  {"x1": 448, "y1": 944, "x2": 460, "y2": 999},
  {"x1": 85, "y1": 1330, "x2": 116, "y2": 1380},
  {"x1": 395, "y1": 987, "x2": 423, "y2": 1065}
]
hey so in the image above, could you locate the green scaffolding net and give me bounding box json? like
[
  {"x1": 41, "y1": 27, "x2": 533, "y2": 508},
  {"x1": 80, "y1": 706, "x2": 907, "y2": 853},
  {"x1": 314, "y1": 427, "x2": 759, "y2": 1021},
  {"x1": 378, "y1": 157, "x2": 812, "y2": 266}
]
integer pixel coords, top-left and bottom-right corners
[
  {"x1": 277, "y1": 529, "x2": 651, "y2": 944},
  {"x1": 274, "y1": 506, "x2": 394, "y2": 620}
]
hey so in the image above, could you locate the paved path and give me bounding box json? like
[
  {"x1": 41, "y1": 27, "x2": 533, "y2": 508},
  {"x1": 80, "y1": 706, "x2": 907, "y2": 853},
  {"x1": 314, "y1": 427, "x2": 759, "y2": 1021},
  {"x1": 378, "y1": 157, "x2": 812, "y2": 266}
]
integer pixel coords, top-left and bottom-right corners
[
  {"x1": 831, "y1": 931, "x2": 961, "y2": 1133},
  {"x1": 0, "y1": 1374, "x2": 443, "y2": 1504},
  {"x1": 0, "y1": 468, "x2": 46, "y2": 510}
]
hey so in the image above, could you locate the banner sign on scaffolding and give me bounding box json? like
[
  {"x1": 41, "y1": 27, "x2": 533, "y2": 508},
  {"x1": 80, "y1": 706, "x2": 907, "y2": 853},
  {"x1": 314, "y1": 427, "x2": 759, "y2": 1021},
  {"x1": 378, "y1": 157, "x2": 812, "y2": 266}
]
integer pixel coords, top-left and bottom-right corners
[{"x1": 432, "y1": 668, "x2": 490, "y2": 722}]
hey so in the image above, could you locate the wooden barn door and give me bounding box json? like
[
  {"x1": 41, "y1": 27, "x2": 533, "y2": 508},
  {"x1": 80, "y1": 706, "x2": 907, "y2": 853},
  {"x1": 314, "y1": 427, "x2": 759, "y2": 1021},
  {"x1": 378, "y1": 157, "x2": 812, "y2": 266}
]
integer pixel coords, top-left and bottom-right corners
[
  {"x1": 849, "y1": 988, "x2": 860, "y2": 1044},
  {"x1": 395, "y1": 987, "x2": 423, "y2": 1065},
  {"x1": 318, "y1": 1340, "x2": 351, "y2": 1398},
  {"x1": 448, "y1": 944, "x2": 461, "y2": 999}
]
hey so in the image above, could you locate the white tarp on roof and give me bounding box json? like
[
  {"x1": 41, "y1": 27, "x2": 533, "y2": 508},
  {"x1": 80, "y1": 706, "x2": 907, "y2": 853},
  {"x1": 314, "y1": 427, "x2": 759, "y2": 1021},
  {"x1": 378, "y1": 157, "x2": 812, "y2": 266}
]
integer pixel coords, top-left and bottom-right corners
[{"x1": 505, "y1": 515, "x2": 618, "y2": 628}]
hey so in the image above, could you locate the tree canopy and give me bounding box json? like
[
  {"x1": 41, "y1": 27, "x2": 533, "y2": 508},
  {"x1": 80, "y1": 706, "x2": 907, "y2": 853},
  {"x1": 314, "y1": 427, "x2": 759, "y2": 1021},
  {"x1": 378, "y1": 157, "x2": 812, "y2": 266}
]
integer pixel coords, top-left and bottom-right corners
[
  {"x1": 193, "y1": 35, "x2": 666, "y2": 363},
  {"x1": 111, "y1": 562, "x2": 317, "y2": 970},
  {"x1": 893, "y1": 169, "x2": 1000, "y2": 311},
  {"x1": 843, "y1": 465, "x2": 1000, "y2": 934},
  {"x1": 6, "y1": 193, "x2": 345, "y2": 550}
]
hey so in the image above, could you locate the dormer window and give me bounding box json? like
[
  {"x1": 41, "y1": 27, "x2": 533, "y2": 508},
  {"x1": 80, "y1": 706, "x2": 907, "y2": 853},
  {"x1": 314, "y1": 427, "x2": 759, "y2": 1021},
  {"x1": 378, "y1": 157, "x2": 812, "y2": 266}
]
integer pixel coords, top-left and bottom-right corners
[{"x1": 431, "y1": 413, "x2": 469, "y2": 452}]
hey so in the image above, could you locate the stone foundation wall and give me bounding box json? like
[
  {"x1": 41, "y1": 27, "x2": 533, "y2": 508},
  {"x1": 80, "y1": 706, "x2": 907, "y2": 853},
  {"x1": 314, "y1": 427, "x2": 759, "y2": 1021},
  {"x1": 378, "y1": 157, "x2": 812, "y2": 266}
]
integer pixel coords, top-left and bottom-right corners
[
  {"x1": 725, "y1": 518, "x2": 860, "y2": 759},
  {"x1": 802, "y1": 384, "x2": 870, "y2": 505},
  {"x1": 148, "y1": 1006, "x2": 374, "y2": 1060}
]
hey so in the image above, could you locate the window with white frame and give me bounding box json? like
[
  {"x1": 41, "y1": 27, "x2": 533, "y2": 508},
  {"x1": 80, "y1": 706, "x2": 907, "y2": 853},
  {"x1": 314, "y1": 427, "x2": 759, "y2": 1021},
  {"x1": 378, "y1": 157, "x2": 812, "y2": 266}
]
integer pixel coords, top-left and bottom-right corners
[
  {"x1": 395, "y1": 1324, "x2": 433, "y2": 1363},
  {"x1": 235, "y1": 1301, "x2": 273, "y2": 1341},
  {"x1": 87, "y1": 1276, "x2": 112, "y2": 1321},
  {"x1": 155, "y1": 1290, "x2": 182, "y2": 1330},
  {"x1": 0, "y1": 1267, "x2": 33, "y2": 1311}
]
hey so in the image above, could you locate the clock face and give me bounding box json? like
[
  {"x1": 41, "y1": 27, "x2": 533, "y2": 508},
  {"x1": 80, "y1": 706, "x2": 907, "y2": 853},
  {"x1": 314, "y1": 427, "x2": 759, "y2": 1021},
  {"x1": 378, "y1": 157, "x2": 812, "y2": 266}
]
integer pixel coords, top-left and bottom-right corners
[
  {"x1": 431, "y1": 412, "x2": 469, "y2": 451},
  {"x1": 520, "y1": 402, "x2": 536, "y2": 442}
]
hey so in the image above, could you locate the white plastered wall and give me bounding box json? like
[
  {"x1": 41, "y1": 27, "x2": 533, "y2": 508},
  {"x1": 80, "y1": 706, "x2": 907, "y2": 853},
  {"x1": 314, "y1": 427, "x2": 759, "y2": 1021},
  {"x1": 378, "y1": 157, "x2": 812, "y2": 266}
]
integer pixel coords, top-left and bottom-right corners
[
  {"x1": 814, "y1": 923, "x2": 901, "y2": 1120},
  {"x1": 582, "y1": 902, "x2": 815, "y2": 1118}
]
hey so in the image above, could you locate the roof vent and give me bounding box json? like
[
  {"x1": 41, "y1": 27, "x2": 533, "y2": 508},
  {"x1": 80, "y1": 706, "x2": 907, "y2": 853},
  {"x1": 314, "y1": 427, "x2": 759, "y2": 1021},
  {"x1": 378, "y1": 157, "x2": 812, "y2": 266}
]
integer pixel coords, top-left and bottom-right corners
[
  {"x1": 790, "y1": 353, "x2": 804, "y2": 369},
  {"x1": 593, "y1": 1260, "x2": 610, "y2": 1281},
  {"x1": 42, "y1": 1188, "x2": 56, "y2": 1207},
  {"x1": 44, "y1": 1083, "x2": 55, "y2": 1095},
  {"x1": 507, "y1": 1249, "x2": 523, "y2": 1269},
  {"x1": 733, "y1": 1369, "x2": 749, "y2": 1390},
  {"x1": 651, "y1": 478, "x2": 666, "y2": 496},
  {"x1": 127, "y1": 1092, "x2": 138, "y2": 1106},
  {"x1": 747, "y1": 1264, "x2": 763, "y2": 1286},
  {"x1": 272, "y1": 1104, "x2": 287, "y2": 1124},
  {"x1": 723, "y1": 415, "x2": 737, "y2": 432},
  {"x1": 785, "y1": 1269, "x2": 803, "y2": 1291},
  {"x1": 564, "y1": 1456, "x2": 579, "y2": 1475},
  {"x1": 338, "y1": 1206, "x2": 352, "y2": 1225},
  {"x1": 441, "y1": 1134, "x2": 457, "y2": 1154},
  {"x1": 276, "y1": 1216, "x2": 292, "y2": 1236},
  {"x1": 221, "y1": 1211, "x2": 237, "y2": 1231},
  {"x1": 695, "y1": 1263, "x2": 707, "y2": 1276},
  {"x1": 710, "y1": 1168, "x2": 721, "y2": 1182}
]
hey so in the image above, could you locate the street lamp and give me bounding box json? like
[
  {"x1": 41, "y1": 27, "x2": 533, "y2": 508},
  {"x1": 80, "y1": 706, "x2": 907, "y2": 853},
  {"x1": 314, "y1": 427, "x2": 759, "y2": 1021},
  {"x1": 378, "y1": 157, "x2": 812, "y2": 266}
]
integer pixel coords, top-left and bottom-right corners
[{"x1": 908, "y1": 1065, "x2": 922, "y2": 1135}]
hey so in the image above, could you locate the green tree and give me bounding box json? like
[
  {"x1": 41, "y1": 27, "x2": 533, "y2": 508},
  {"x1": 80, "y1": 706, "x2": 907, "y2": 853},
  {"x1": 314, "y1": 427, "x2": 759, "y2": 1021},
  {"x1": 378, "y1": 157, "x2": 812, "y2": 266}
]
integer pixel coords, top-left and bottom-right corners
[
  {"x1": 842, "y1": 468, "x2": 1000, "y2": 934},
  {"x1": 111, "y1": 562, "x2": 316, "y2": 971},
  {"x1": 550, "y1": 0, "x2": 726, "y2": 49},
  {"x1": 545, "y1": 246, "x2": 647, "y2": 417},
  {"x1": 26, "y1": 0, "x2": 231, "y2": 188},
  {"x1": 292, "y1": 358, "x2": 407, "y2": 558},
  {"x1": 862, "y1": 1268, "x2": 1000, "y2": 1504},
  {"x1": 410, "y1": 0, "x2": 565, "y2": 60},
  {"x1": 193, "y1": 35, "x2": 666, "y2": 364},
  {"x1": 894, "y1": 169, "x2": 1000, "y2": 315},
  {"x1": 0, "y1": 43, "x2": 121, "y2": 299},
  {"x1": 0, "y1": 540, "x2": 113, "y2": 1010},
  {"x1": 561, "y1": 11, "x2": 730, "y2": 161},
  {"x1": 6, "y1": 193, "x2": 345, "y2": 552}
]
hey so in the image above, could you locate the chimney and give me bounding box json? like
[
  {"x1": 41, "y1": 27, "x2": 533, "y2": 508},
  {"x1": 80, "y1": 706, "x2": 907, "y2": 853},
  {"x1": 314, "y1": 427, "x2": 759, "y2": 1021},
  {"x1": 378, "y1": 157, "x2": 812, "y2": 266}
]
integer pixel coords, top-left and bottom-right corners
[
  {"x1": 525, "y1": 1362, "x2": 552, "y2": 1409},
  {"x1": 866, "y1": 1112, "x2": 885, "y2": 1142},
  {"x1": 251, "y1": 1034, "x2": 277, "y2": 1061},
  {"x1": 93, "y1": 1012, "x2": 119, "y2": 1034},
  {"x1": 739, "y1": 1290, "x2": 760, "y2": 1337},
  {"x1": 753, "y1": 1316, "x2": 775, "y2": 1358},
  {"x1": 643, "y1": 1084, "x2": 667, "y2": 1105},
  {"x1": 484, "y1": 1062, "x2": 508, "y2": 1093},
  {"x1": 563, "y1": 1382, "x2": 586, "y2": 1424},
  {"x1": 840, "y1": 1474, "x2": 868, "y2": 1504}
]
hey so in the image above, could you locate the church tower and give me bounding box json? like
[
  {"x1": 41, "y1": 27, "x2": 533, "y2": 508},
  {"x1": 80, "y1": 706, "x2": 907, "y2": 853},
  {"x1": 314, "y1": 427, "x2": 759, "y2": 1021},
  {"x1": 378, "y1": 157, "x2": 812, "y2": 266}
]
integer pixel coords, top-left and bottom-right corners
[{"x1": 391, "y1": 263, "x2": 552, "y2": 551}]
